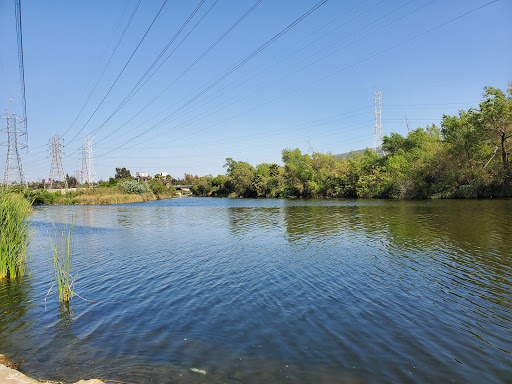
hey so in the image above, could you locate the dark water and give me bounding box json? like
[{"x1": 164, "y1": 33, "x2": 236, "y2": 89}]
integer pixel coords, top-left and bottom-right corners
[{"x1": 1, "y1": 198, "x2": 511, "y2": 383}]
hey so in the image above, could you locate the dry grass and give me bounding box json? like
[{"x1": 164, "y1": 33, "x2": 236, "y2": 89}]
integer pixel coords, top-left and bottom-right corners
[{"x1": 59, "y1": 187, "x2": 162, "y2": 205}]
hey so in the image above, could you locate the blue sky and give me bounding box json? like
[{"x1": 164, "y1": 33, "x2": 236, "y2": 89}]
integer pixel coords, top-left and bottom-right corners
[{"x1": 1, "y1": 0, "x2": 511, "y2": 182}]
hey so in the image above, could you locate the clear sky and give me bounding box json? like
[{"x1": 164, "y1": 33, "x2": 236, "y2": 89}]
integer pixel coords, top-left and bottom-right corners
[{"x1": 1, "y1": 0, "x2": 511, "y2": 182}]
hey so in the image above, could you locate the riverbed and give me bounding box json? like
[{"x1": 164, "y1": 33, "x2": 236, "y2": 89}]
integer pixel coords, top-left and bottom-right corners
[{"x1": 1, "y1": 198, "x2": 511, "y2": 383}]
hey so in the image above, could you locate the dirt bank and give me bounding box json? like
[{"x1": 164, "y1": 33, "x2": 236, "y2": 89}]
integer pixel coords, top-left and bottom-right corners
[{"x1": 0, "y1": 355, "x2": 104, "y2": 384}]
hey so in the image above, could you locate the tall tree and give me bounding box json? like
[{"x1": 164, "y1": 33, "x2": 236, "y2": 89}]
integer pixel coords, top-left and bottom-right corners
[
  {"x1": 115, "y1": 167, "x2": 132, "y2": 179},
  {"x1": 478, "y1": 84, "x2": 512, "y2": 194}
]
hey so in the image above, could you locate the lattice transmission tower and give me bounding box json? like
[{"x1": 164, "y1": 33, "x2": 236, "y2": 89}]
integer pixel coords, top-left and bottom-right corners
[
  {"x1": 81, "y1": 137, "x2": 97, "y2": 187},
  {"x1": 49, "y1": 134, "x2": 67, "y2": 189},
  {"x1": 1, "y1": 112, "x2": 27, "y2": 186},
  {"x1": 373, "y1": 89, "x2": 382, "y2": 151}
]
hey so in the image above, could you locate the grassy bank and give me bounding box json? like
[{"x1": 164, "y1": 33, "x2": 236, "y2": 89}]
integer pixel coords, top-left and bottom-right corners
[
  {"x1": 0, "y1": 189, "x2": 31, "y2": 279},
  {"x1": 17, "y1": 183, "x2": 176, "y2": 206}
]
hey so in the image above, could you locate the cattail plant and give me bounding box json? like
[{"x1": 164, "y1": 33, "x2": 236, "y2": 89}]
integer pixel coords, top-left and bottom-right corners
[{"x1": 48, "y1": 221, "x2": 75, "y2": 303}]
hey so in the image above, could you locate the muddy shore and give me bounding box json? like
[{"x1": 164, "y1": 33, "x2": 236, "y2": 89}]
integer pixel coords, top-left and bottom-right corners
[{"x1": 0, "y1": 355, "x2": 103, "y2": 384}]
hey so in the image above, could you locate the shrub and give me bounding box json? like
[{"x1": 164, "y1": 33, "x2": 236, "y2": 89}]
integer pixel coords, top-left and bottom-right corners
[
  {"x1": 118, "y1": 179, "x2": 151, "y2": 195},
  {"x1": 29, "y1": 189, "x2": 60, "y2": 205},
  {"x1": 148, "y1": 179, "x2": 166, "y2": 197}
]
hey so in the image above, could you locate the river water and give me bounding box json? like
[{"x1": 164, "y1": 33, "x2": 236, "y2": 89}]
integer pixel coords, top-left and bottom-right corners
[{"x1": 0, "y1": 198, "x2": 511, "y2": 383}]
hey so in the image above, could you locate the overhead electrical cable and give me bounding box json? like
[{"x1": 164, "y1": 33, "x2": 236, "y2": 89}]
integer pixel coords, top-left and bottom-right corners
[
  {"x1": 104, "y1": 0, "x2": 417, "y2": 149},
  {"x1": 66, "y1": 0, "x2": 169, "y2": 145},
  {"x1": 60, "y1": 0, "x2": 143, "y2": 139},
  {"x1": 161, "y1": 0, "x2": 419, "y2": 130},
  {"x1": 89, "y1": 0, "x2": 217, "y2": 139},
  {"x1": 127, "y1": 0, "x2": 436, "y2": 147},
  {"x1": 102, "y1": 0, "x2": 330, "y2": 154},
  {"x1": 97, "y1": 0, "x2": 366, "y2": 146},
  {"x1": 99, "y1": 106, "x2": 372, "y2": 152},
  {"x1": 100, "y1": 0, "x2": 497, "y2": 156},
  {"x1": 110, "y1": 0, "x2": 431, "y2": 150},
  {"x1": 95, "y1": 0, "x2": 263, "y2": 145},
  {"x1": 13, "y1": 0, "x2": 28, "y2": 136}
]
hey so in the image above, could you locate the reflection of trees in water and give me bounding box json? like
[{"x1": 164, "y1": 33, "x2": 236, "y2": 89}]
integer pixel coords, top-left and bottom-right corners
[
  {"x1": 227, "y1": 207, "x2": 286, "y2": 238},
  {"x1": 281, "y1": 200, "x2": 512, "y2": 256},
  {"x1": 282, "y1": 200, "x2": 512, "y2": 313},
  {"x1": 0, "y1": 279, "x2": 34, "y2": 351}
]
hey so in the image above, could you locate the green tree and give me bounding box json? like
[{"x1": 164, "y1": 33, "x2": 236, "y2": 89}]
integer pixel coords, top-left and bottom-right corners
[
  {"x1": 478, "y1": 84, "x2": 512, "y2": 194},
  {"x1": 115, "y1": 167, "x2": 132, "y2": 180}
]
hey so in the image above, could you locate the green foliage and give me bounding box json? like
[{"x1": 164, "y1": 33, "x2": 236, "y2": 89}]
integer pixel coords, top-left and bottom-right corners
[
  {"x1": 115, "y1": 167, "x2": 132, "y2": 179},
  {"x1": 48, "y1": 222, "x2": 75, "y2": 303},
  {"x1": 0, "y1": 189, "x2": 32, "y2": 280},
  {"x1": 118, "y1": 179, "x2": 151, "y2": 195},
  {"x1": 27, "y1": 189, "x2": 61, "y2": 205},
  {"x1": 191, "y1": 176, "x2": 214, "y2": 196},
  {"x1": 148, "y1": 178, "x2": 166, "y2": 197}
]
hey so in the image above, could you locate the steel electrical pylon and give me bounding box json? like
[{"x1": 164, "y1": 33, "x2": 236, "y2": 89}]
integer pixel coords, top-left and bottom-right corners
[
  {"x1": 49, "y1": 134, "x2": 68, "y2": 189},
  {"x1": 81, "y1": 137, "x2": 97, "y2": 187},
  {"x1": 373, "y1": 89, "x2": 383, "y2": 151},
  {"x1": 1, "y1": 112, "x2": 27, "y2": 186}
]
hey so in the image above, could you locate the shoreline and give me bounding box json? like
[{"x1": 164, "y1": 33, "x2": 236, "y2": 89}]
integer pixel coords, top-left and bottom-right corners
[{"x1": 0, "y1": 356, "x2": 103, "y2": 384}]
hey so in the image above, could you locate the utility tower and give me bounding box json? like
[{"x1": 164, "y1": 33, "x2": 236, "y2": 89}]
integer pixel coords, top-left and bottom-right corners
[
  {"x1": 75, "y1": 170, "x2": 82, "y2": 186},
  {"x1": 81, "y1": 137, "x2": 97, "y2": 187},
  {"x1": 49, "y1": 134, "x2": 68, "y2": 189},
  {"x1": 1, "y1": 112, "x2": 27, "y2": 186},
  {"x1": 373, "y1": 89, "x2": 382, "y2": 151}
]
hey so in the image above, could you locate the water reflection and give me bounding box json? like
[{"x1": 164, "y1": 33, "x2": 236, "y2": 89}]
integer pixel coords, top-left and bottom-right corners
[{"x1": 0, "y1": 279, "x2": 34, "y2": 336}]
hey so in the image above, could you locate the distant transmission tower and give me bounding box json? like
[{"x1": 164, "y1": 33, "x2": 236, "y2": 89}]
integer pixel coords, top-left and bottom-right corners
[
  {"x1": 75, "y1": 170, "x2": 82, "y2": 186},
  {"x1": 373, "y1": 89, "x2": 382, "y2": 151},
  {"x1": 1, "y1": 112, "x2": 27, "y2": 186},
  {"x1": 81, "y1": 137, "x2": 97, "y2": 187},
  {"x1": 49, "y1": 134, "x2": 68, "y2": 189}
]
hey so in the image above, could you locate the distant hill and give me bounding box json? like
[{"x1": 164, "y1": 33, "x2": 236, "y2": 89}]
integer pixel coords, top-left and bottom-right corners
[{"x1": 335, "y1": 146, "x2": 386, "y2": 160}]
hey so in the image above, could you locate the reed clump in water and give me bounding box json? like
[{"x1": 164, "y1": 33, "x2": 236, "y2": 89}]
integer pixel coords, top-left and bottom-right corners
[
  {"x1": 48, "y1": 222, "x2": 75, "y2": 303},
  {"x1": 0, "y1": 189, "x2": 32, "y2": 280}
]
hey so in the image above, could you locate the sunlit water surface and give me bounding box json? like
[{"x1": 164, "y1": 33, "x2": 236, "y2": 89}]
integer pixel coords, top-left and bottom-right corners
[{"x1": 1, "y1": 198, "x2": 511, "y2": 383}]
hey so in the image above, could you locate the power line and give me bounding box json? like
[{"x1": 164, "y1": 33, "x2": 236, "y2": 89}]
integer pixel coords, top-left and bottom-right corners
[
  {"x1": 88, "y1": 0, "x2": 215, "y2": 139},
  {"x1": 66, "y1": 0, "x2": 169, "y2": 145},
  {"x1": 106, "y1": 0, "x2": 498, "y2": 155},
  {"x1": 13, "y1": 0, "x2": 28, "y2": 139},
  {"x1": 101, "y1": 0, "x2": 330, "y2": 155},
  {"x1": 101, "y1": 0, "x2": 421, "y2": 150},
  {"x1": 60, "y1": 0, "x2": 143, "y2": 138},
  {"x1": 95, "y1": 0, "x2": 262, "y2": 145}
]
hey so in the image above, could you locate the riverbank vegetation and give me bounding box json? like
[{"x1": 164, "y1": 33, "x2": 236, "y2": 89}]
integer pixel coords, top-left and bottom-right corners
[
  {"x1": 6, "y1": 168, "x2": 177, "y2": 206},
  {"x1": 48, "y1": 222, "x2": 75, "y2": 304},
  {"x1": 0, "y1": 189, "x2": 31, "y2": 279},
  {"x1": 192, "y1": 84, "x2": 511, "y2": 199}
]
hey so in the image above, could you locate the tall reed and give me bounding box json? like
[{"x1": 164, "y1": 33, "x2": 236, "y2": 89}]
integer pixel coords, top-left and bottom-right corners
[
  {"x1": 48, "y1": 221, "x2": 75, "y2": 303},
  {"x1": 0, "y1": 189, "x2": 32, "y2": 280}
]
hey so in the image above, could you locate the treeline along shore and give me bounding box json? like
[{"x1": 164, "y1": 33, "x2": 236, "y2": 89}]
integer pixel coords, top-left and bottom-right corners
[
  {"x1": 3, "y1": 84, "x2": 511, "y2": 204},
  {"x1": 192, "y1": 85, "x2": 512, "y2": 199}
]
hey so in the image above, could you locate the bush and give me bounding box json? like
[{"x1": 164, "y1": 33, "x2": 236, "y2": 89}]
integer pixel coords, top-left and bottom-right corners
[
  {"x1": 0, "y1": 190, "x2": 32, "y2": 279},
  {"x1": 29, "y1": 189, "x2": 60, "y2": 205},
  {"x1": 148, "y1": 179, "x2": 166, "y2": 197},
  {"x1": 118, "y1": 179, "x2": 151, "y2": 195}
]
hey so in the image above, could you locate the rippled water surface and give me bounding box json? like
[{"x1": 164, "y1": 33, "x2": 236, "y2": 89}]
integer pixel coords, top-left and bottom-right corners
[{"x1": 1, "y1": 198, "x2": 511, "y2": 383}]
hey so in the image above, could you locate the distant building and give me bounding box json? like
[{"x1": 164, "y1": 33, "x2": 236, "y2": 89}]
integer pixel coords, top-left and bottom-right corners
[{"x1": 136, "y1": 172, "x2": 150, "y2": 182}]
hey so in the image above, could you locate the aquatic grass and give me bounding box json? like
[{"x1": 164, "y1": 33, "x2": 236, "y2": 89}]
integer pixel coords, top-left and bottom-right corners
[
  {"x1": 47, "y1": 221, "x2": 75, "y2": 303},
  {"x1": 0, "y1": 189, "x2": 32, "y2": 280}
]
